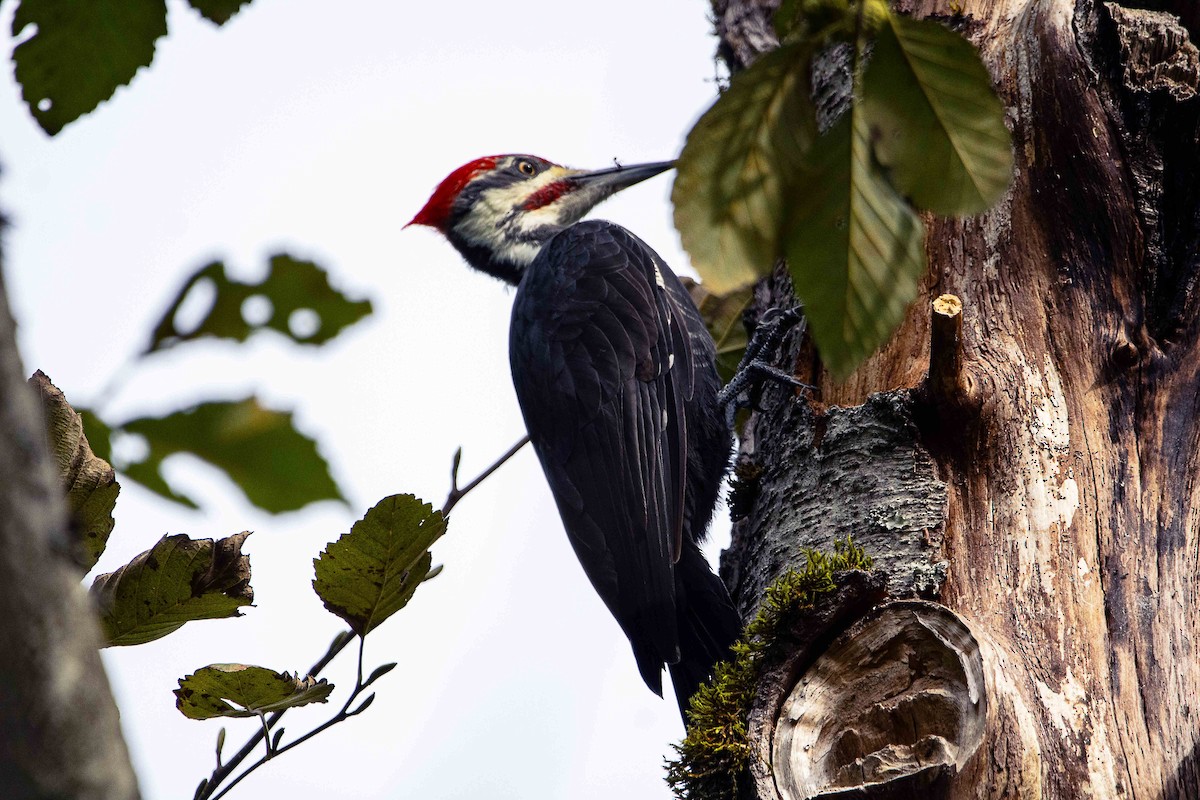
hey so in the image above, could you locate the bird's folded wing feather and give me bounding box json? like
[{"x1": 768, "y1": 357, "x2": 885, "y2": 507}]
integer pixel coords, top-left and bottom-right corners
[{"x1": 509, "y1": 221, "x2": 696, "y2": 661}]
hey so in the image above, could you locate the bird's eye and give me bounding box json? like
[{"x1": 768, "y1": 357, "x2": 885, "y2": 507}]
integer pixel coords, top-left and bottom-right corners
[{"x1": 517, "y1": 160, "x2": 537, "y2": 177}]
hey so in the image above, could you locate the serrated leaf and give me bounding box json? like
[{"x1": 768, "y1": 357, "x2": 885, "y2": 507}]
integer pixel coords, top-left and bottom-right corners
[
  {"x1": 117, "y1": 397, "x2": 344, "y2": 514},
  {"x1": 862, "y1": 13, "x2": 1013, "y2": 214},
  {"x1": 11, "y1": 0, "x2": 167, "y2": 135},
  {"x1": 313, "y1": 494, "x2": 447, "y2": 636},
  {"x1": 674, "y1": 43, "x2": 818, "y2": 294},
  {"x1": 784, "y1": 112, "x2": 925, "y2": 377},
  {"x1": 91, "y1": 532, "x2": 253, "y2": 646},
  {"x1": 188, "y1": 0, "x2": 253, "y2": 25},
  {"x1": 145, "y1": 254, "x2": 372, "y2": 355},
  {"x1": 682, "y1": 279, "x2": 755, "y2": 383},
  {"x1": 29, "y1": 371, "x2": 119, "y2": 570},
  {"x1": 175, "y1": 664, "x2": 333, "y2": 720}
]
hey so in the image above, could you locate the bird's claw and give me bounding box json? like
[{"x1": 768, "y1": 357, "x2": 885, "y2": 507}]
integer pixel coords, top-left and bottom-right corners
[{"x1": 718, "y1": 305, "x2": 810, "y2": 428}]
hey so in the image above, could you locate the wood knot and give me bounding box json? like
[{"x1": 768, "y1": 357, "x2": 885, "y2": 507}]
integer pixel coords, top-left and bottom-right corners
[
  {"x1": 770, "y1": 602, "x2": 985, "y2": 799},
  {"x1": 1111, "y1": 334, "x2": 1140, "y2": 371}
]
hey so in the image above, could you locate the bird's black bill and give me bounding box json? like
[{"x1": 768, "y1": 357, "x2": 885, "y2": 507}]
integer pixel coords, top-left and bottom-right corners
[{"x1": 568, "y1": 161, "x2": 676, "y2": 194}]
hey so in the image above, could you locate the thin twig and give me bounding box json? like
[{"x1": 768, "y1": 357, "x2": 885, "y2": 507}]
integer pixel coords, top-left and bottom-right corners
[
  {"x1": 441, "y1": 435, "x2": 530, "y2": 516},
  {"x1": 196, "y1": 436, "x2": 530, "y2": 799},
  {"x1": 196, "y1": 632, "x2": 354, "y2": 799},
  {"x1": 209, "y1": 636, "x2": 374, "y2": 800}
]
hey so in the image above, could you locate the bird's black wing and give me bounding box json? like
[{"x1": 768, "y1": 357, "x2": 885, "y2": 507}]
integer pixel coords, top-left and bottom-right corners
[{"x1": 508, "y1": 220, "x2": 697, "y2": 693}]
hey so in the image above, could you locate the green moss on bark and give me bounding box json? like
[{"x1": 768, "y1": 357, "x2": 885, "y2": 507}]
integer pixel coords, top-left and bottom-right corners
[{"x1": 665, "y1": 538, "x2": 873, "y2": 799}]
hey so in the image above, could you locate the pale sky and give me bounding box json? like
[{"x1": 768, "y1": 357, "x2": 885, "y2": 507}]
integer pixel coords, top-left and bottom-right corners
[{"x1": 0, "y1": 1, "x2": 728, "y2": 797}]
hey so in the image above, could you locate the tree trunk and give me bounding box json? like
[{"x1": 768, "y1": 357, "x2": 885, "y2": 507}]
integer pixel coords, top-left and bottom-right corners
[
  {"x1": 0, "y1": 221, "x2": 140, "y2": 799},
  {"x1": 714, "y1": 0, "x2": 1200, "y2": 797}
]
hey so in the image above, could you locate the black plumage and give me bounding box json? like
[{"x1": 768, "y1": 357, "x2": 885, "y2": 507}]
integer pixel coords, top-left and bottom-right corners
[{"x1": 509, "y1": 219, "x2": 740, "y2": 710}]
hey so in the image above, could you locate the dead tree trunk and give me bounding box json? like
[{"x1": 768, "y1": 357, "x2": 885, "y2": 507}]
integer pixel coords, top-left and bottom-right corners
[
  {"x1": 715, "y1": 0, "x2": 1200, "y2": 797},
  {"x1": 0, "y1": 223, "x2": 140, "y2": 799}
]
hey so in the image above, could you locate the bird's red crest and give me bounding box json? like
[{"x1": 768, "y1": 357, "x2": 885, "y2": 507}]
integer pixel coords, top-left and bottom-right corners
[{"x1": 408, "y1": 156, "x2": 501, "y2": 230}]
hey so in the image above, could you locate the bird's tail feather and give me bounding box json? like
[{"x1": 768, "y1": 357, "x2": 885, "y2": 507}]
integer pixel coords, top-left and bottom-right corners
[{"x1": 668, "y1": 542, "x2": 742, "y2": 718}]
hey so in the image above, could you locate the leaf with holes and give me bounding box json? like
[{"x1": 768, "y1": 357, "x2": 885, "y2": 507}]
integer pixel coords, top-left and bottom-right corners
[
  {"x1": 117, "y1": 397, "x2": 344, "y2": 513},
  {"x1": 783, "y1": 112, "x2": 925, "y2": 377},
  {"x1": 673, "y1": 43, "x2": 818, "y2": 294},
  {"x1": 314, "y1": 494, "x2": 447, "y2": 636},
  {"x1": 11, "y1": 0, "x2": 168, "y2": 135},
  {"x1": 175, "y1": 664, "x2": 332, "y2": 720},
  {"x1": 862, "y1": 13, "x2": 1013, "y2": 215},
  {"x1": 682, "y1": 280, "x2": 755, "y2": 384},
  {"x1": 187, "y1": 0, "x2": 253, "y2": 25},
  {"x1": 91, "y1": 532, "x2": 253, "y2": 647},
  {"x1": 30, "y1": 371, "x2": 119, "y2": 571},
  {"x1": 145, "y1": 254, "x2": 372, "y2": 355}
]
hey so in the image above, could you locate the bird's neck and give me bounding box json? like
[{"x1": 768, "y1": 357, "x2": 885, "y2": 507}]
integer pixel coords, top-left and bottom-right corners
[{"x1": 448, "y1": 219, "x2": 564, "y2": 286}]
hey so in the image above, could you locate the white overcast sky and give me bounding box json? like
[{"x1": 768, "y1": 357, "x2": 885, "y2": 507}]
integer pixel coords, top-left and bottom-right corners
[{"x1": 0, "y1": 1, "x2": 727, "y2": 798}]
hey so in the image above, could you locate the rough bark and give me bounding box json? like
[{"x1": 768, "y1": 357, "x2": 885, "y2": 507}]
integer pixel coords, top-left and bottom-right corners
[
  {"x1": 715, "y1": 0, "x2": 1200, "y2": 797},
  {"x1": 0, "y1": 220, "x2": 140, "y2": 799}
]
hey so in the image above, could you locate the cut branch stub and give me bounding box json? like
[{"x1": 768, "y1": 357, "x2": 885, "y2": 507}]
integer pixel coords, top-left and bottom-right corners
[
  {"x1": 923, "y1": 294, "x2": 980, "y2": 414},
  {"x1": 769, "y1": 602, "x2": 985, "y2": 799}
]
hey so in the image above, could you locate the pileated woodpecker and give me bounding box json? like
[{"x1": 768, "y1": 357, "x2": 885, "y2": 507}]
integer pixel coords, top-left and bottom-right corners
[{"x1": 410, "y1": 154, "x2": 740, "y2": 713}]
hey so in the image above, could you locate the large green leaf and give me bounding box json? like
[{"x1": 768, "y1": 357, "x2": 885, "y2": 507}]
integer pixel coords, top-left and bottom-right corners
[
  {"x1": 784, "y1": 112, "x2": 925, "y2": 377},
  {"x1": 175, "y1": 664, "x2": 332, "y2": 720},
  {"x1": 91, "y1": 532, "x2": 253, "y2": 647},
  {"x1": 146, "y1": 254, "x2": 372, "y2": 355},
  {"x1": 11, "y1": 0, "x2": 167, "y2": 135},
  {"x1": 673, "y1": 43, "x2": 818, "y2": 294},
  {"x1": 29, "y1": 371, "x2": 118, "y2": 571},
  {"x1": 862, "y1": 13, "x2": 1013, "y2": 215},
  {"x1": 313, "y1": 495, "x2": 447, "y2": 636},
  {"x1": 118, "y1": 397, "x2": 344, "y2": 513},
  {"x1": 188, "y1": 0, "x2": 253, "y2": 25}
]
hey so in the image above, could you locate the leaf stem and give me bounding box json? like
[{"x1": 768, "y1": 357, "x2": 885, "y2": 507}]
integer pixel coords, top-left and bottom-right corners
[{"x1": 256, "y1": 714, "x2": 272, "y2": 758}]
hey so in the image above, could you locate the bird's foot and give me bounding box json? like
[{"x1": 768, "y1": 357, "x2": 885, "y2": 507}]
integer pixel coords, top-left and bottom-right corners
[{"x1": 718, "y1": 306, "x2": 810, "y2": 427}]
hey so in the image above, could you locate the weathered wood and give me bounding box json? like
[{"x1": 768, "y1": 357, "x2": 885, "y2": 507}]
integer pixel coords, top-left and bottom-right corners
[
  {"x1": 769, "y1": 602, "x2": 985, "y2": 799},
  {"x1": 0, "y1": 221, "x2": 140, "y2": 799},
  {"x1": 717, "y1": 0, "x2": 1200, "y2": 797}
]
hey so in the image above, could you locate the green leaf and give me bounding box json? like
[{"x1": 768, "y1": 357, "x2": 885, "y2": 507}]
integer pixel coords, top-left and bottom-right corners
[
  {"x1": 91, "y1": 532, "x2": 253, "y2": 647},
  {"x1": 79, "y1": 408, "x2": 114, "y2": 464},
  {"x1": 313, "y1": 494, "x2": 447, "y2": 636},
  {"x1": 118, "y1": 397, "x2": 344, "y2": 514},
  {"x1": 681, "y1": 280, "x2": 755, "y2": 384},
  {"x1": 11, "y1": 0, "x2": 167, "y2": 135},
  {"x1": 29, "y1": 371, "x2": 119, "y2": 571},
  {"x1": 861, "y1": 13, "x2": 1013, "y2": 214},
  {"x1": 674, "y1": 43, "x2": 818, "y2": 294},
  {"x1": 175, "y1": 664, "x2": 333, "y2": 720},
  {"x1": 146, "y1": 254, "x2": 372, "y2": 355},
  {"x1": 188, "y1": 0, "x2": 253, "y2": 25},
  {"x1": 784, "y1": 112, "x2": 925, "y2": 377}
]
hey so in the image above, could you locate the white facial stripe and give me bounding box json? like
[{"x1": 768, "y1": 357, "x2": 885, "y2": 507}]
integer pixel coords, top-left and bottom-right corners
[{"x1": 454, "y1": 167, "x2": 581, "y2": 268}]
